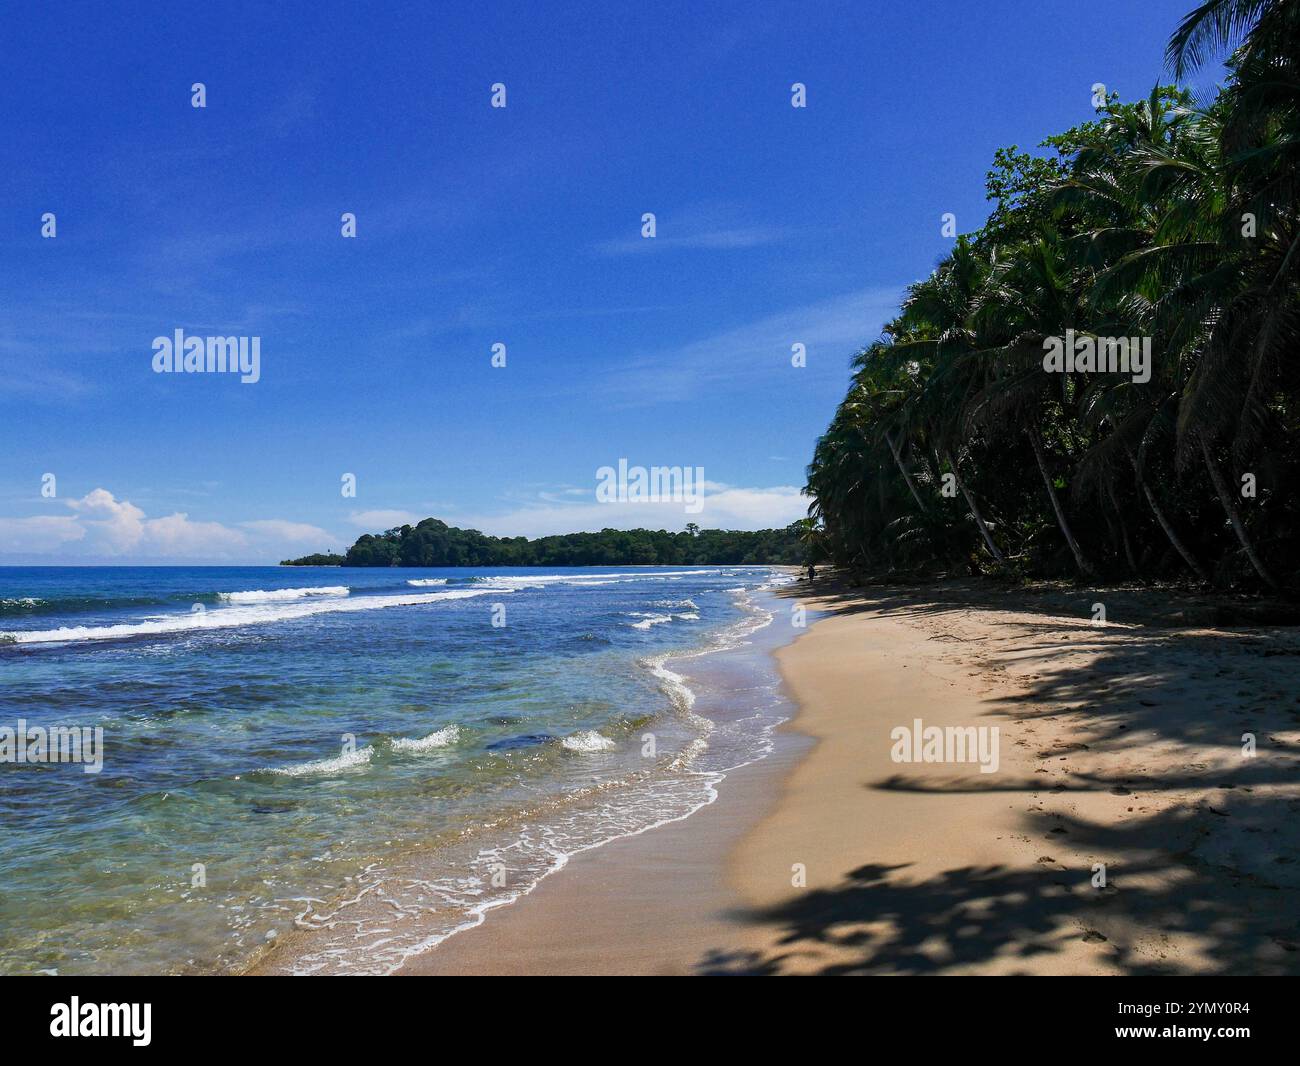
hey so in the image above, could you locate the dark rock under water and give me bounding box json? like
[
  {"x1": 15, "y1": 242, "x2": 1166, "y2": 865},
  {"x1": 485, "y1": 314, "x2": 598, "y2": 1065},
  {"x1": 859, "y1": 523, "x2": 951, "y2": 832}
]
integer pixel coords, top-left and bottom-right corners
[{"x1": 485, "y1": 733, "x2": 555, "y2": 751}]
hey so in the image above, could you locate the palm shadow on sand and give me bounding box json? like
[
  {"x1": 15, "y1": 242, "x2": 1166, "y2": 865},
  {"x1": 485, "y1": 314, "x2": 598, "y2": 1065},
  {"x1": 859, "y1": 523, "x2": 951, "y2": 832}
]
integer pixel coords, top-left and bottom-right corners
[{"x1": 696, "y1": 578, "x2": 1300, "y2": 975}]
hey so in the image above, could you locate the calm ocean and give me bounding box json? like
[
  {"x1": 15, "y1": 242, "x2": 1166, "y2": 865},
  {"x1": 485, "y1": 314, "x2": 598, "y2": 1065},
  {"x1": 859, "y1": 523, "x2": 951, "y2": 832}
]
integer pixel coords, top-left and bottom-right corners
[{"x1": 0, "y1": 564, "x2": 797, "y2": 974}]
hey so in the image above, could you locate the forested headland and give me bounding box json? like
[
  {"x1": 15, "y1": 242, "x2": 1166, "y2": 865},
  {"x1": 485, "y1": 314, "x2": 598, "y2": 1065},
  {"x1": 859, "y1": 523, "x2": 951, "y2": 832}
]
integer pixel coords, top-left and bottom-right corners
[{"x1": 282, "y1": 518, "x2": 803, "y2": 567}]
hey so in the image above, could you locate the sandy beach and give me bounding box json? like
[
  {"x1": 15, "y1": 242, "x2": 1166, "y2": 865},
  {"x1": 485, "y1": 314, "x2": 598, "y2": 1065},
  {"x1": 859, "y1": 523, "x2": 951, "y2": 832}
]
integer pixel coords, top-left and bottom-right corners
[{"x1": 399, "y1": 576, "x2": 1300, "y2": 976}]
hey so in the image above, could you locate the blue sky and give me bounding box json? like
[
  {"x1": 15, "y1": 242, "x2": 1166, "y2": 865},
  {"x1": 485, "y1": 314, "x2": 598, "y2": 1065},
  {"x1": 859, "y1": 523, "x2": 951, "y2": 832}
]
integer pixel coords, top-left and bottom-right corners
[{"x1": 1, "y1": 0, "x2": 1208, "y2": 562}]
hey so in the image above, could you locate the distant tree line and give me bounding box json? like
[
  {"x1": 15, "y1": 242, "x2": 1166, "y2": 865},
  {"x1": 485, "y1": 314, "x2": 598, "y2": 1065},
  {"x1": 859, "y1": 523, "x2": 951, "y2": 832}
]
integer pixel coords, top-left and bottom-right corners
[
  {"x1": 282, "y1": 518, "x2": 804, "y2": 567},
  {"x1": 280, "y1": 552, "x2": 345, "y2": 566}
]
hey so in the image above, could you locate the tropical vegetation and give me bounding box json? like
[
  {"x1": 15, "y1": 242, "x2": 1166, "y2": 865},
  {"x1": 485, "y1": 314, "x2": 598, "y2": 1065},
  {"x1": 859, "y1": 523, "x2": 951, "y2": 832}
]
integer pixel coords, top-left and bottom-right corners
[
  {"x1": 804, "y1": 0, "x2": 1299, "y2": 591},
  {"x1": 279, "y1": 552, "x2": 346, "y2": 566},
  {"x1": 283, "y1": 518, "x2": 804, "y2": 567}
]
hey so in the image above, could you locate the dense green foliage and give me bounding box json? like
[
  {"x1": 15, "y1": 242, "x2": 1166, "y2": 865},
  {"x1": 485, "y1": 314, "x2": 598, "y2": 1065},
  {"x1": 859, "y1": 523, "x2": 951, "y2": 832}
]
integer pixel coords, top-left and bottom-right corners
[
  {"x1": 285, "y1": 519, "x2": 803, "y2": 567},
  {"x1": 279, "y1": 552, "x2": 345, "y2": 566},
  {"x1": 805, "y1": 0, "x2": 1299, "y2": 591}
]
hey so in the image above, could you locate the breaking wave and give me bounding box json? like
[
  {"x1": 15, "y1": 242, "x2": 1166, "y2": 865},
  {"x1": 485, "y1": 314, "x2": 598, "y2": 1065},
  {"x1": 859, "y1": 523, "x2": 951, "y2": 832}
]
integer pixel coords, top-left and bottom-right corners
[
  {"x1": 560, "y1": 730, "x2": 617, "y2": 753},
  {"x1": 2, "y1": 588, "x2": 509, "y2": 646},
  {"x1": 217, "y1": 586, "x2": 350, "y2": 604}
]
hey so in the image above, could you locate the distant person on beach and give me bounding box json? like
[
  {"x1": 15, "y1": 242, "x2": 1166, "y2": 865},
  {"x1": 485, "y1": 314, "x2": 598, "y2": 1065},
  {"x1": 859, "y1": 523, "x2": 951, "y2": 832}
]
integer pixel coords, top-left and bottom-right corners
[{"x1": 808, "y1": 564, "x2": 816, "y2": 581}]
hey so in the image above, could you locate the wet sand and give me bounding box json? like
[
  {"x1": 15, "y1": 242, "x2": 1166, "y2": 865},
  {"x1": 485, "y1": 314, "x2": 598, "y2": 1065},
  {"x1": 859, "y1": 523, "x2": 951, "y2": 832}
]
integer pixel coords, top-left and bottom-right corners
[{"x1": 400, "y1": 576, "x2": 1300, "y2": 975}]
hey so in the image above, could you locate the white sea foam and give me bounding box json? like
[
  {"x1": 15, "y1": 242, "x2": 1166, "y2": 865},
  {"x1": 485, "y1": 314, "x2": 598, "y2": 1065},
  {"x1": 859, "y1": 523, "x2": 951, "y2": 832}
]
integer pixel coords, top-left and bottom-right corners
[
  {"x1": 391, "y1": 725, "x2": 460, "y2": 752},
  {"x1": 405, "y1": 579, "x2": 448, "y2": 587},
  {"x1": 629, "y1": 603, "x2": 699, "y2": 626},
  {"x1": 627, "y1": 612, "x2": 673, "y2": 629},
  {"x1": 218, "y1": 586, "x2": 350, "y2": 603},
  {"x1": 560, "y1": 730, "x2": 616, "y2": 753},
  {"x1": 470, "y1": 569, "x2": 722, "y2": 589},
  {"x1": 269, "y1": 574, "x2": 798, "y2": 976},
  {"x1": 10, "y1": 565, "x2": 794, "y2": 977},
  {"x1": 3, "y1": 587, "x2": 510, "y2": 646},
  {"x1": 645, "y1": 655, "x2": 697, "y2": 711},
  {"x1": 269, "y1": 725, "x2": 461, "y2": 776},
  {"x1": 268, "y1": 745, "x2": 374, "y2": 777}
]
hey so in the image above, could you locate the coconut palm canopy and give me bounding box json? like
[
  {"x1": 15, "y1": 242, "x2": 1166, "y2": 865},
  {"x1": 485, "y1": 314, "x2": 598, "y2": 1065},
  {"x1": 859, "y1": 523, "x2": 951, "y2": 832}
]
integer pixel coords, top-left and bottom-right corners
[{"x1": 804, "y1": 0, "x2": 1299, "y2": 590}]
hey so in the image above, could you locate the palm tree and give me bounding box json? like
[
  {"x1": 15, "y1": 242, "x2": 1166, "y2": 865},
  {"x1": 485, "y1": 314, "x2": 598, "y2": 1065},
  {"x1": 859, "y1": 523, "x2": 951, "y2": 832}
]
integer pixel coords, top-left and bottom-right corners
[
  {"x1": 888, "y1": 240, "x2": 1007, "y2": 563},
  {"x1": 803, "y1": 0, "x2": 1295, "y2": 593}
]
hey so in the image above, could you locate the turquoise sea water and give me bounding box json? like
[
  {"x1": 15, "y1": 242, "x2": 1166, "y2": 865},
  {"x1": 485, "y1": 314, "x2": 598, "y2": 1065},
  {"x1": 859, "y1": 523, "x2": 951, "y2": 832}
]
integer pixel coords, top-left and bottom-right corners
[{"x1": 0, "y1": 565, "x2": 796, "y2": 974}]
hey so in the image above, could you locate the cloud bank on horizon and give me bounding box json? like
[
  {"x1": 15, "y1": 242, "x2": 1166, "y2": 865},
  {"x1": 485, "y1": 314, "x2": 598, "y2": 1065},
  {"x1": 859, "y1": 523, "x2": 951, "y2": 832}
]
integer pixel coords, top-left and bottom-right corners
[{"x1": 0, "y1": 484, "x2": 808, "y2": 564}]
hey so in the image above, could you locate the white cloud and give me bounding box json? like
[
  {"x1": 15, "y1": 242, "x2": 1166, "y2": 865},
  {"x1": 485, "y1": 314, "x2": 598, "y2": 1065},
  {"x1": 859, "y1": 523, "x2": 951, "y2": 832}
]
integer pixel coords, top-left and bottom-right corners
[
  {"x1": 0, "y1": 515, "x2": 86, "y2": 552},
  {"x1": 66, "y1": 487, "x2": 147, "y2": 551},
  {"x1": 695, "y1": 485, "x2": 809, "y2": 526},
  {"x1": 0, "y1": 489, "x2": 340, "y2": 563},
  {"x1": 241, "y1": 519, "x2": 335, "y2": 545},
  {"x1": 1, "y1": 484, "x2": 806, "y2": 563},
  {"x1": 447, "y1": 483, "x2": 807, "y2": 539},
  {"x1": 146, "y1": 512, "x2": 249, "y2": 556},
  {"x1": 347, "y1": 509, "x2": 423, "y2": 529}
]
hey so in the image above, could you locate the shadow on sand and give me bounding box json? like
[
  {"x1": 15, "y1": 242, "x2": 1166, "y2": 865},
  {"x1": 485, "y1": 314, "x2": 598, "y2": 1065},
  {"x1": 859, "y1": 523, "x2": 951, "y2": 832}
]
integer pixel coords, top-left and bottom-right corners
[{"x1": 696, "y1": 577, "x2": 1300, "y2": 975}]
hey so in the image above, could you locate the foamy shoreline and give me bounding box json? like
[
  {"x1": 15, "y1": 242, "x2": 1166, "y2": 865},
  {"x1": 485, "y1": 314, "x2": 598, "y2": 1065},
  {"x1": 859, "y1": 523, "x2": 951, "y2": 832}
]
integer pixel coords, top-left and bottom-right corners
[
  {"x1": 247, "y1": 572, "x2": 802, "y2": 975},
  {"x1": 389, "y1": 575, "x2": 1300, "y2": 976}
]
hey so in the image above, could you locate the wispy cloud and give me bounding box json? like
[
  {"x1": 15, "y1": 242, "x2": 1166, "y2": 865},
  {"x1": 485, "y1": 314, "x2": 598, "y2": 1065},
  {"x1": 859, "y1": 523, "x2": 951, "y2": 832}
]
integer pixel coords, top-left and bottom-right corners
[
  {"x1": 240, "y1": 519, "x2": 336, "y2": 545},
  {"x1": 592, "y1": 201, "x2": 793, "y2": 257},
  {"x1": 445, "y1": 482, "x2": 807, "y2": 539},
  {"x1": 594, "y1": 224, "x2": 790, "y2": 256},
  {"x1": 591, "y1": 286, "x2": 901, "y2": 404}
]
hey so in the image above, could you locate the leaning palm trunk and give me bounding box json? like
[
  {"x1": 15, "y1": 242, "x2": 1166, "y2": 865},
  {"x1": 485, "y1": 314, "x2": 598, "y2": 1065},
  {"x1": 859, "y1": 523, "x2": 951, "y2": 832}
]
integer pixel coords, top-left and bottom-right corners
[
  {"x1": 944, "y1": 449, "x2": 1004, "y2": 563},
  {"x1": 1125, "y1": 446, "x2": 1209, "y2": 583},
  {"x1": 1028, "y1": 428, "x2": 1095, "y2": 577},
  {"x1": 1198, "y1": 437, "x2": 1278, "y2": 590},
  {"x1": 1106, "y1": 482, "x2": 1139, "y2": 574},
  {"x1": 885, "y1": 430, "x2": 927, "y2": 513}
]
